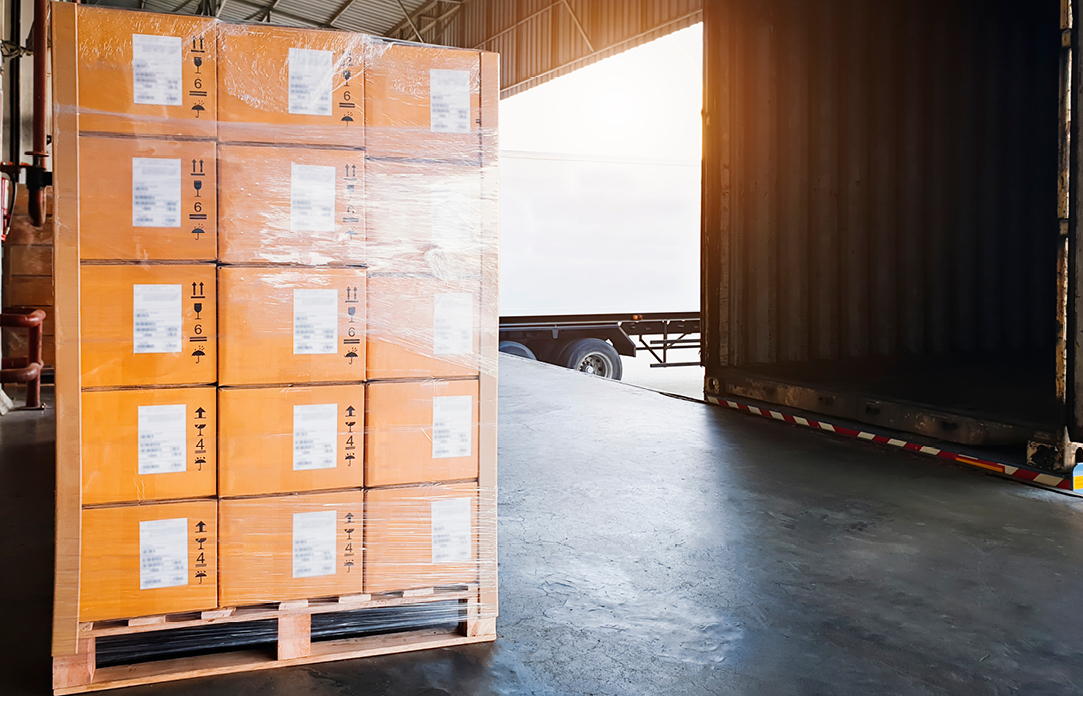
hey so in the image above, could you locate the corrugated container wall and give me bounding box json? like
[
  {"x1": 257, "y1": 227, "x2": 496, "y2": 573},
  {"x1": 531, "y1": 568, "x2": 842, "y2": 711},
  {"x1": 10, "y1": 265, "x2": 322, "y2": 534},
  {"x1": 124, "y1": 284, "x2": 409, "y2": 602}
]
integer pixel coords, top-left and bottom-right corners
[{"x1": 702, "y1": 0, "x2": 1064, "y2": 436}]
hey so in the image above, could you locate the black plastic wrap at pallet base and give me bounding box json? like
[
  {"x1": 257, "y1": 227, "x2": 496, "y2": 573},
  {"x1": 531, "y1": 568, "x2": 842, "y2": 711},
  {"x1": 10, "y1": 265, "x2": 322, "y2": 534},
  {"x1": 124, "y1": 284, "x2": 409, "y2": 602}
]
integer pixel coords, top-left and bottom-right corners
[{"x1": 95, "y1": 601, "x2": 465, "y2": 668}]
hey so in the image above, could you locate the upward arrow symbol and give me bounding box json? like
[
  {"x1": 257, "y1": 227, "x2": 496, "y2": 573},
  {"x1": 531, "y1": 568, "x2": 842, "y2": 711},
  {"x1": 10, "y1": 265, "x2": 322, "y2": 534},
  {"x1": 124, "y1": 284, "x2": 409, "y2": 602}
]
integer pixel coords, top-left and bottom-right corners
[
  {"x1": 345, "y1": 512, "x2": 354, "y2": 523},
  {"x1": 346, "y1": 406, "x2": 356, "y2": 417},
  {"x1": 195, "y1": 521, "x2": 207, "y2": 533},
  {"x1": 195, "y1": 407, "x2": 206, "y2": 418}
]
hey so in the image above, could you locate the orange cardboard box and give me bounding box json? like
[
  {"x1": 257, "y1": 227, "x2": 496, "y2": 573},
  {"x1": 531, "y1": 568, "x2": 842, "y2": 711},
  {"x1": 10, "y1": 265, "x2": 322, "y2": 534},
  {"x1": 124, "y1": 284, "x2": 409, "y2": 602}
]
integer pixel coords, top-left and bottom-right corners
[
  {"x1": 365, "y1": 159, "x2": 483, "y2": 275},
  {"x1": 80, "y1": 501, "x2": 217, "y2": 622},
  {"x1": 364, "y1": 482, "x2": 478, "y2": 594},
  {"x1": 80, "y1": 264, "x2": 216, "y2": 388},
  {"x1": 79, "y1": 136, "x2": 217, "y2": 261},
  {"x1": 365, "y1": 42, "x2": 489, "y2": 161},
  {"x1": 217, "y1": 145, "x2": 365, "y2": 265},
  {"x1": 73, "y1": 6, "x2": 216, "y2": 137},
  {"x1": 82, "y1": 387, "x2": 217, "y2": 505},
  {"x1": 217, "y1": 24, "x2": 365, "y2": 146},
  {"x1": 219, "y1": 266, "x2": 366, "y2": 386},
  {"x1": 366, "y1": 275, "x2": 480, "y2": 380},
  {"x1": 219, "y1": 491, "x2": 364, "y2": 606},
  {"x1": 218, "y1": 385, "x2": 364, "y2": 497},
  {"x1": 365, "y1": 379, "x2": 478, "y2": 487}
]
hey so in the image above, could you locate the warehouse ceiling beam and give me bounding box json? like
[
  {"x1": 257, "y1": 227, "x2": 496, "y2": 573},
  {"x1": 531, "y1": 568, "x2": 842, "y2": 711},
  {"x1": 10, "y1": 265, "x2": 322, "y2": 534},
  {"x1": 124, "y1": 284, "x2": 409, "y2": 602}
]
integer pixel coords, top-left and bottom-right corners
[
  {"x1": 222, "y1": 0, "x2": 320, "y2": 27},
  {"x1": 561, "y1": 0, "x2": 594, "y2": 53},
  {"x1": 260, "y1": 0, "x2": 280, "y2": 23},
  {"x1": 409, "y1": 3, "x2": 463, "y2": 43},
  {"x1": 396, "y1": 0, "x2": 425, "y2": 41},
  {"x1": 327, "y1": 0, "x2": 359, "y2": 27},
  {"x1": 472, "y1": 1, "x2": 566, "y2": 49},
  {"x1": 386, "y1": 1, "x2": 462, "y2": 42}
]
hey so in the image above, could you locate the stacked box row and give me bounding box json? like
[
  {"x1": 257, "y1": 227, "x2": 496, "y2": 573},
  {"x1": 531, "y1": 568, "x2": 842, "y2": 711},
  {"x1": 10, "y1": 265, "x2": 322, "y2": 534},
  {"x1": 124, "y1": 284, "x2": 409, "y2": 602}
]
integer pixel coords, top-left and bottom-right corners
[
  {"x1": 58, "y1": 5, "x2": 497, "y2": 629},
  {"x1": 80, "y1": 379, "x2": 478, "y2": 504},
  {"x1": 80, "y1": 482, "x2": 485, "y2": 620},
  {"x1": 73, "y1": 11, "x2": 494, "y2": 156}
]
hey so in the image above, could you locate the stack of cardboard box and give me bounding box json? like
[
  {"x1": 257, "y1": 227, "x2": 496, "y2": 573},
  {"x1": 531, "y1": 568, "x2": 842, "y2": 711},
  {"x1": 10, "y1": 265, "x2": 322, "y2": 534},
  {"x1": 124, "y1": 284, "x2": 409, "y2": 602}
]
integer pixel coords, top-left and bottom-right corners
[
  {"x1": 58, "y1": 5, "x2": 497, "y2": 635},
  {"x1": 215, "y1": 24, "x2": 368, "y2": 606},
  {"x1": 72, "y1": 11, "x2": 219, "y2": 622},
  {"x1": 363, "y1": 40, "x2": 493, "y2": 593}
]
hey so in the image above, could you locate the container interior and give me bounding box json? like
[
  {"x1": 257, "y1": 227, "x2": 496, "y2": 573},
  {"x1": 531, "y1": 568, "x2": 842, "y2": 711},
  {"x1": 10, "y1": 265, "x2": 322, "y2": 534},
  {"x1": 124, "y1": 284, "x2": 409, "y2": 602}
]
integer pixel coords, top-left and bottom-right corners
[{"x1": 702, "y1": 0, "x2": 1066, "y2": 445}]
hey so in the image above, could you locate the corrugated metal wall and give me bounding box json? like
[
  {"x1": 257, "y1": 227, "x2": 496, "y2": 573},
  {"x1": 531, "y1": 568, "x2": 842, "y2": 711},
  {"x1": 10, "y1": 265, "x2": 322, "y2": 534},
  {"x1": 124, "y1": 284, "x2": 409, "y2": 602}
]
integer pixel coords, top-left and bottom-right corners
[
  {"x1": 703, "y1": 0, "x2": 1062, "y2": 370},
  {"x1": 453, "y1": 0, "x2": 702, "y2": 98}
]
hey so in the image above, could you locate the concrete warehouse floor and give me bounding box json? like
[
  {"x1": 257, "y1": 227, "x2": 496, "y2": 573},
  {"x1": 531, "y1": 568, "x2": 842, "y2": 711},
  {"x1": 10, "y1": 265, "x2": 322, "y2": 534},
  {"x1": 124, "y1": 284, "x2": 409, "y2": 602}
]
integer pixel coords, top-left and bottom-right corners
[{"x1": 3, "y1": 356, "x2": 1083, "y2": 695}]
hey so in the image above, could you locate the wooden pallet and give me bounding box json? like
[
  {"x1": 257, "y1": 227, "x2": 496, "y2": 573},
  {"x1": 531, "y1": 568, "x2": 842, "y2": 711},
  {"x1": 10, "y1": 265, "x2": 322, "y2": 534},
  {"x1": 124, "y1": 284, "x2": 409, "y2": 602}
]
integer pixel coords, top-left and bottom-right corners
[{"x1": 53, "y1": 585, "x2": 495, "y2": 694}]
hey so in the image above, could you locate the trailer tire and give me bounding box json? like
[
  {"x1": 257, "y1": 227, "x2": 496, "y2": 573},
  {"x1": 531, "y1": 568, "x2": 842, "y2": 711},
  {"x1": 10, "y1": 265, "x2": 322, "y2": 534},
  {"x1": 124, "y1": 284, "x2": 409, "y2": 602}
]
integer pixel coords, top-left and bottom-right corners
[
  {"x1": 499, "y1": 341, "x2": 537, "y2": 360},
  {"x1": 560, "y1": 338, "x2": 622, "y2": 380}
]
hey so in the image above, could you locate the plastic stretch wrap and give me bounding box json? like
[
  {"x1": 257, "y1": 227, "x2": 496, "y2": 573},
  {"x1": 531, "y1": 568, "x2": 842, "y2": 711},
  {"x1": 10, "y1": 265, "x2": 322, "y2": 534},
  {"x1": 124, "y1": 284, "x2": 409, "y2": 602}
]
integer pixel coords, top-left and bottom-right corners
[{"x1": 51, "y1": 3, "x2": 498, "y2": 674}]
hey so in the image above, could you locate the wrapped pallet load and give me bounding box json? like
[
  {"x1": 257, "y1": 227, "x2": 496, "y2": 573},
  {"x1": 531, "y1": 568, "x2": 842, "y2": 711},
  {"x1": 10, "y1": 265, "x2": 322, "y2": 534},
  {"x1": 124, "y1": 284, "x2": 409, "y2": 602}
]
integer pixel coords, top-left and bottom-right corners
[{"x1": 49, "y1": 4, "x2": 498, "y2": 693}]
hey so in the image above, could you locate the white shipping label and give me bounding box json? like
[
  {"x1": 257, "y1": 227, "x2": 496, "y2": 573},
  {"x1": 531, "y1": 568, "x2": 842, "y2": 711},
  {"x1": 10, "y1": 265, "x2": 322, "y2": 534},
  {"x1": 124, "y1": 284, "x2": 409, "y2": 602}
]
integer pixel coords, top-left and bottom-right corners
[
  {"x1": 138, "y1": 404, "x2": 186, "y2": 475},
  {"x1": 430, "y1": 69, "x2": 471, "y2": 133},
  {"x1": 140, "y1": 517, "x2": 188, "y2": 590},
  {"x1": 290, "y1": 163, "x2": 336, "y2": 232},
  {"x1": 293, "y1": 510, "x2": 336, "y2": 578},
  {"x1": 132, "y1": 158, "x2": 182, "y2": 228},
  {"x1": 430, "y1": 183, "x2": 478, "y2": 252},
  {"x1": 133, "y1": 284, "x2": 183, "y2": 354},
  {"x1": 293, "y1": 403, "x2": 338, "y2": 471},
  {"x1": 433, "y1": 293, "x2": 474, "y2": 356},
  {"x1": 132, "y1": 34, "x2": 183, "y2": 106},
  {"x1": 431, "y1": 497, "x2": 472, "y2": 564},
  {"x1": 293, "y1": 288, "x2": 338, "y2": 355},
  {"x1": 288, "y1": 47, "x2": 333, "y2": 116},
  {"x1": 432, "y1": 395, "x2": 473, "y2": 459}
]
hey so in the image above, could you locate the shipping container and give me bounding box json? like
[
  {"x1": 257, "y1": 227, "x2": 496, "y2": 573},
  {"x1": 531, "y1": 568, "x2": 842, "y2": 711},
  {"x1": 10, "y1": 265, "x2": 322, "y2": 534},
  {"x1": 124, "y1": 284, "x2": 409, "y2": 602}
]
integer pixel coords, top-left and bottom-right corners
[{"x1": 701, "y1": 0, "x2": 1083, "y2": 468}]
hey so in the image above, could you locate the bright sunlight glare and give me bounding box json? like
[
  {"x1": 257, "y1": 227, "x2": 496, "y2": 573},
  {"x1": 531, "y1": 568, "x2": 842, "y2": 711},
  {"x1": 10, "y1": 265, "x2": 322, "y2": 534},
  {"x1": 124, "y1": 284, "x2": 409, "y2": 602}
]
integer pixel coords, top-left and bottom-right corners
[{"x1": 500, "y1": 24, "x2": 703, "y2": 162}]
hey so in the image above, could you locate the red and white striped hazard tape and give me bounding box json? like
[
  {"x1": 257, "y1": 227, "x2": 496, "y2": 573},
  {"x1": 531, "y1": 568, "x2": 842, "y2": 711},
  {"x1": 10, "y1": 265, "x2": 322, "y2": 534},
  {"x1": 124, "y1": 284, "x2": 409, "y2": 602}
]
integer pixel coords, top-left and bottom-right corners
[{"x1": 706, "y1": 396, "x2": 1080, "y2": 493}]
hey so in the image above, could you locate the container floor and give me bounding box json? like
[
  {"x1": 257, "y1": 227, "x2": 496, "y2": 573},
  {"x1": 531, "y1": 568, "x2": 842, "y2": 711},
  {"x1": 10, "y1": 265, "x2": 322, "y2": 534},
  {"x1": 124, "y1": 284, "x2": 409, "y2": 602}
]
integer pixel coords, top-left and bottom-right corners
[
  {"x1": 724, "y1": 351, "x2": 1063, "y2": 445},
  {"x1": 2, "y1": 357, "x2": 1083, "y2": 694}
]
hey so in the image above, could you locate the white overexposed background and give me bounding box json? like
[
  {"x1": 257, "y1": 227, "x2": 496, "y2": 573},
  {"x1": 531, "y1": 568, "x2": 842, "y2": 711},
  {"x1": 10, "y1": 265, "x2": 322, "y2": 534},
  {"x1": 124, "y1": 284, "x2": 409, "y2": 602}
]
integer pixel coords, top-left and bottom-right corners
[
  {"x1": 498, "y1": 24, "x2": 705, "y2": 397},
  {"x1": 498, "y1": 24, "x2": 703, "y2": 317}
]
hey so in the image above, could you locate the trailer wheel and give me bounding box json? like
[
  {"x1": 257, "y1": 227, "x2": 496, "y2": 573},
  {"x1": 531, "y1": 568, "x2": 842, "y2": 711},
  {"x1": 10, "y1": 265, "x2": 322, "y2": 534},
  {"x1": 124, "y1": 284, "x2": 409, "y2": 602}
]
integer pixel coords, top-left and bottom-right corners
[
  {"x1": 560, "y1": 338, "x2": 622, "y2": 380},
  {"x1": 499, "y1": 341, "x2": 537, "y2": 360}
]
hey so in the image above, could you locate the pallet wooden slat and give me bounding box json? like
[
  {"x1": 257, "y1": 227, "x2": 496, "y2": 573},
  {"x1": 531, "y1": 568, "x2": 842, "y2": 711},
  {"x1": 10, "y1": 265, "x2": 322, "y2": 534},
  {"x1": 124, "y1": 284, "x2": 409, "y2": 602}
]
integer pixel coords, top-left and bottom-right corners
[
  {"x1": 56, "y1": 629, "x2": 497, "y2": 695},
  {"x1": 54, "y1": 586, "x2": 489, "y2": 692},
  {"x1": 80, "y1": 586, "x2": 480, "y2": 638}
]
